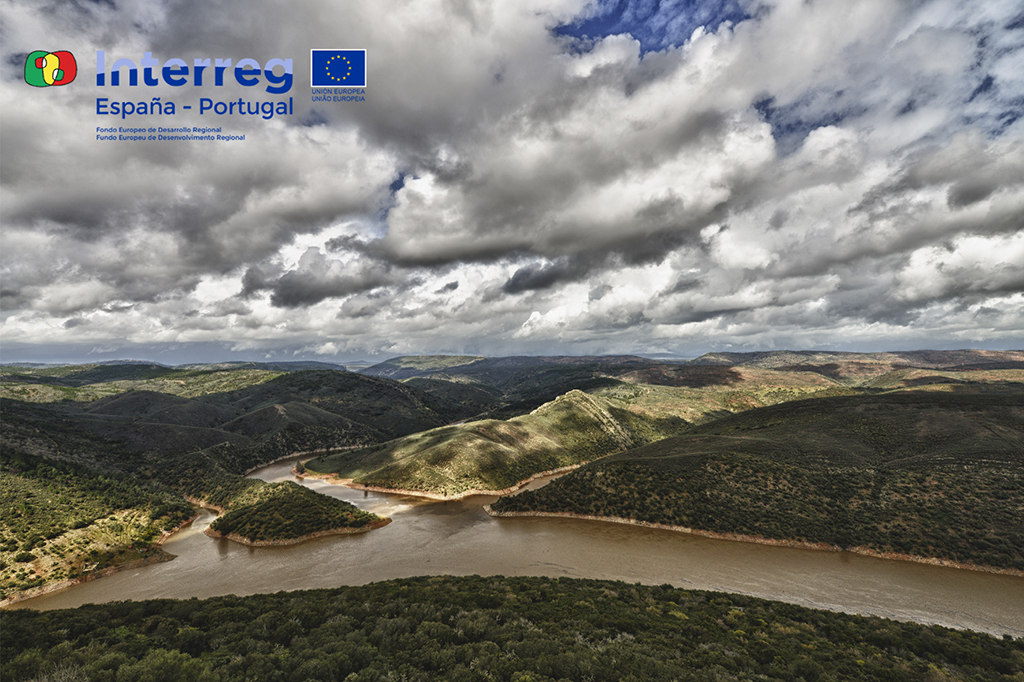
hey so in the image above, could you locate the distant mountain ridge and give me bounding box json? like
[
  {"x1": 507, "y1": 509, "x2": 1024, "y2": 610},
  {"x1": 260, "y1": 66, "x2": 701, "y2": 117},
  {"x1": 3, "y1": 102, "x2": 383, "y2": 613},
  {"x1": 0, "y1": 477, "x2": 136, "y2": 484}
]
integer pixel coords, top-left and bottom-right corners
[{"x1": 686, "y1": 349, "x2": 1024, "y2": 368}]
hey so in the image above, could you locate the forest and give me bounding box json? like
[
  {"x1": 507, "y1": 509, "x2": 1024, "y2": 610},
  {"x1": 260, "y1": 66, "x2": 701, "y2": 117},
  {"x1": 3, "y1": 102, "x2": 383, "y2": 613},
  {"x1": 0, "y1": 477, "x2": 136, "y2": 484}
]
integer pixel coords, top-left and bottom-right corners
[{"x1": 4, "y1": 576, "x2": 1023, "y2": 682}]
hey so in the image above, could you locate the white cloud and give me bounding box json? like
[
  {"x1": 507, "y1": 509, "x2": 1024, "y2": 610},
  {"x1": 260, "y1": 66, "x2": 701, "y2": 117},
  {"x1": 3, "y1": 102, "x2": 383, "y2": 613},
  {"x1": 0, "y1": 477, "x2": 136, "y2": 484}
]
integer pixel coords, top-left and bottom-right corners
[{"x1": 2, "y1": 0, "x2": 1022, "y2": 360}]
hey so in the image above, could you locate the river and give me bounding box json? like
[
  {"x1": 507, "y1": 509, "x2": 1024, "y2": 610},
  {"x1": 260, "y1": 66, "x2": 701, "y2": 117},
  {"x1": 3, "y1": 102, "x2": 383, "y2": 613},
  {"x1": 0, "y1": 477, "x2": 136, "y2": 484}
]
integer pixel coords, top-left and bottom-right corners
[{"x1": 11, "y1": 458, "x2": 1024, "y2": 637}]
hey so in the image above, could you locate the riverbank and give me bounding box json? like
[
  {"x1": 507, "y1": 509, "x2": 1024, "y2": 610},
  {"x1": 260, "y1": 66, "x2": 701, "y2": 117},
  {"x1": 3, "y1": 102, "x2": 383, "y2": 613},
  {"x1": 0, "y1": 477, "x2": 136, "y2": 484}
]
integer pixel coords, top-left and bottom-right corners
[
  {"x1": 0, "y1": 509, "x2": 201, "y2": 609},
  {"x1": 203, "y1": 517, "x2": 392, "y2": 546},
  {"x1": 483, "y1": 507, "x2": 1024, "y2": 578},
  {"x1": 0, "y1": 552, "x2": 178, "y2": 608},
  {"x1": 295, "y1": 463, "x2": 583, "y2": 501}
]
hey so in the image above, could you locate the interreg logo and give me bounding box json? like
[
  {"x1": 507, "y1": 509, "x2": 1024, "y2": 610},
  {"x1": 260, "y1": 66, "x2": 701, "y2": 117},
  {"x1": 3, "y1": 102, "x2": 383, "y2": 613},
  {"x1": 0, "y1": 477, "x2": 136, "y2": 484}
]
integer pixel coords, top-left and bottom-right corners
[
  {"x1": 95, "y1": 52, "x2": 293, "y2": 93},
  {"x1": 25, "y1": 50, "x2": 77, "y2": 87},
  {"x1": 310, "y1": 50, "x2": 366, "y2": 87}
]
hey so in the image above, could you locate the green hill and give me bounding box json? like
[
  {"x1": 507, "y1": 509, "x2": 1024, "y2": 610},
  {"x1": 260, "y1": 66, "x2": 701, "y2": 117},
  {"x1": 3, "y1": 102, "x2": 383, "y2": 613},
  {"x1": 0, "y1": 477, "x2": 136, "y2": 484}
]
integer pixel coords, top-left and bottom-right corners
[
  {"x1": 357, "y1": 351, "x2": 1024, "y2": 423},
  {"x1": 4, "y1": 355, "x2": 1024, "y2": 601},
  {"x1": 361, "y1": 355, "x2": 850, "y2": 421},
  {"x1": 491, "y1": 391, "x2": 1024, "y2": 571},
  {"x1": 205, "y1": 370, "x2": 463, "y2": 440},
  {"x1": 688, "y1": 349, "x2": 1024, "y2": 370},
  {"x1": 402, "y1": 377, "x2": 504, "y2": 418},
  {"x1": 0, "y1": 404, "x2": 387, "y2": 602},
  {"x1": 305, "y1": 390, "x2": 688, "y2": 498}
]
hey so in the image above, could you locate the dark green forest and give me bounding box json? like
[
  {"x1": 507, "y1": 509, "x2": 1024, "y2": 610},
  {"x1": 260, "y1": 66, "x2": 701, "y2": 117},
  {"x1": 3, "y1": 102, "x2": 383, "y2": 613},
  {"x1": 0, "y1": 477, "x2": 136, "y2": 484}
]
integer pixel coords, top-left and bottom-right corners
[
  {"x1": 492, "y1": 392, "x2": 1024, "y2": 571},
  {"x1": 4, "y1": 576, "x2": 1022, "y2": 682},
  {"x1": 207, "y1": 481, "x2": 381, "y2": 541}
]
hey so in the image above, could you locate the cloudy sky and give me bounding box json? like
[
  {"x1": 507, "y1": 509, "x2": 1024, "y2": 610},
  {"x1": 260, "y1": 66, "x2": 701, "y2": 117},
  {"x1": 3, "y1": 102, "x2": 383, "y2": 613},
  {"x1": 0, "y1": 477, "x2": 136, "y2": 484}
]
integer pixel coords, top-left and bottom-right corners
[{"x1": 2, "y1": 0, "x2": 1022, "y2": 364}]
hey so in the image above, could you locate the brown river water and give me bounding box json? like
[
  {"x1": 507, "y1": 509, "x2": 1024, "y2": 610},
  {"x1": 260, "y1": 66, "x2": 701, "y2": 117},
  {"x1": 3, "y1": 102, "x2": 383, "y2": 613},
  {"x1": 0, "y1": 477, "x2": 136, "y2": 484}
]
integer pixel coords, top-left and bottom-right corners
[{"x1": 11, "y1": 458, "x2": 1024, "y2": 637}]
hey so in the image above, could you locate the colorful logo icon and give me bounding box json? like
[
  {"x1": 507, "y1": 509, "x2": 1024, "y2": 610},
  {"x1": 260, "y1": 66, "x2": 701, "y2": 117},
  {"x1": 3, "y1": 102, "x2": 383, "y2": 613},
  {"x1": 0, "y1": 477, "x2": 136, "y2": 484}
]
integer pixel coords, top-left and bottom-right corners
[
  {"x1": 310, "y1": 49, "x2": 366, "y2": 87},
  {"x1": 25, "y1": 50, "x2": 77, "y2": 87}
]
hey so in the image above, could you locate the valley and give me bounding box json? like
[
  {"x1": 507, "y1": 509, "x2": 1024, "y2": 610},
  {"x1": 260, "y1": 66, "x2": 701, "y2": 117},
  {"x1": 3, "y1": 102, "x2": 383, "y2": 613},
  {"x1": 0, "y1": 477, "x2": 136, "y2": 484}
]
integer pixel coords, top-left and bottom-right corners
[{"x1": 1, "y1": 350, "x2": 1023, "y2": 617}]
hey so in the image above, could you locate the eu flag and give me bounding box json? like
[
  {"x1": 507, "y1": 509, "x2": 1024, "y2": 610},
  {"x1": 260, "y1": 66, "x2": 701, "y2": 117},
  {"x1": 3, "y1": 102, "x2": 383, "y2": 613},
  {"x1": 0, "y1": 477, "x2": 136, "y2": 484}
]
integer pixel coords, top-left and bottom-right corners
[{"x1": 311, "y1": 49, "x2": 366, "y2": 87}]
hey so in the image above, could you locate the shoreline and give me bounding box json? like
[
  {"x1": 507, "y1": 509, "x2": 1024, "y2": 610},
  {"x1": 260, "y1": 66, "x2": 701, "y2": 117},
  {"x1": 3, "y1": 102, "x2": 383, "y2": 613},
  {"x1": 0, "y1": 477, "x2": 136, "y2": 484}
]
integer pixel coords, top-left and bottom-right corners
[
  {"x1": 296, "y1": 463, "x2": 584, "y2": 501},
  {"x1": 0, "y1": 549, "x2": 178, "y2": 609},
  {"x1": 1, "y1": 512, "x2": 201, "y2": 609},
  {"x1": 1, "y1": 449, "x2": 341, "y2": 608},
  {"x1": 202, "y1": 517, "x2": 391, "y2": 546},
  {"x1": 183, "y1": 494, "x2": 393, "y2": 548},
  {"x1": 482, "y1": 508, "x2": 1024, "y2": 578}
]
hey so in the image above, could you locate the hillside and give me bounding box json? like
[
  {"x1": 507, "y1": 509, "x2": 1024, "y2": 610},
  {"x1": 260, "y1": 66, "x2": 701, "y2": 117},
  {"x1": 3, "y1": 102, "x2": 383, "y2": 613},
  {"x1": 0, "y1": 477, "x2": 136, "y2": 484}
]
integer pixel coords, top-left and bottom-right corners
[
  {"x1": 0, "y1": 367, "x2": 475, "y2": 475},
  {"x1": 0, "y1": 407, "x2": 386, "y2": 602},
  {"x1": 687, "y1": 349, "x2": 1024, "y2": 370},
  {"x1": 360, "y1": 355, "x2": 657, "y2": 416},
  {"x1": 491, "y1": 391, "x2": 1024, "y2": 572},
  {"x1": 588, "y1": 366, "x2": 847, "y2": 426},
  {"x1": 4, "y1": 576, "x2": 1022, "y2": 682},
  {"x1": 0, "y1": 366, "x2": 470, "y2": 600},
  {"x1": 354, "y1": 354, "x2": 488, "y2": 380},
  {"x1": 357, "y1": 350, "x2": 1024, "y2": 422},
  {"x1": 0, "y1": 448, "x2": 193, "y2": 601},
  {"x1": 402, "y1": 377, "x2": 505, "y2": 418},
  {"x1": 304, "y1": 390, "x2": 688, "y2": 498}
]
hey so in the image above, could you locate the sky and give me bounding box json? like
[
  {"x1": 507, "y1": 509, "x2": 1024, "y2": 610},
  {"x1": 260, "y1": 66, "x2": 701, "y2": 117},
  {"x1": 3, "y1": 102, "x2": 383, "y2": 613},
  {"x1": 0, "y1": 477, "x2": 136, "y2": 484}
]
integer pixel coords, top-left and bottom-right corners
[{"x1": 1, "y1": 0, "x2": 1022, "y2": 364}]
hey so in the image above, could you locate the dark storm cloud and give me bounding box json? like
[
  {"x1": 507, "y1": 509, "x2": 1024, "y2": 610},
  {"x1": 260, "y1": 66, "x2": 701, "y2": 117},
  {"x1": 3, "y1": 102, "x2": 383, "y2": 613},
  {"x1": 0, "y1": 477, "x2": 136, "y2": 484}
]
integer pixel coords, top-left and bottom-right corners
[
  {"x1": 666, "y1": 277, "x2": 701, "y2": 294},
  {"x1": 269, "y1": 270, "x2": 393, "y2": 308},
  {"x1": 258, "y1": 248, "x2": 398, "y2": 308},
  {"x1": 325, "y1": 234, "x2": 376, "y2": 256},
  {"x1": 767, "y1": 209, "x2": 787, "y2": 229},
  {"x1": 503, "y1": 259, "x2": 582, "y2": 294},
  {"x1": 240, "y1": 263, "x2": 283, "y2": 299},
  {"x1": 661, "y1": 306, "x2": 749, "y2": 326}
]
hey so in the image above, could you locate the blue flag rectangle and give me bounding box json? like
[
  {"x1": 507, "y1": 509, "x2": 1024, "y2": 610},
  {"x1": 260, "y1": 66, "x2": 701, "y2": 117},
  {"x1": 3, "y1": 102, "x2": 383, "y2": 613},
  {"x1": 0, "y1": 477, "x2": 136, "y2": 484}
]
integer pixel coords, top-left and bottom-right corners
[{"x1": 310, "y1": 49, "x2": 366, "y2": 87}]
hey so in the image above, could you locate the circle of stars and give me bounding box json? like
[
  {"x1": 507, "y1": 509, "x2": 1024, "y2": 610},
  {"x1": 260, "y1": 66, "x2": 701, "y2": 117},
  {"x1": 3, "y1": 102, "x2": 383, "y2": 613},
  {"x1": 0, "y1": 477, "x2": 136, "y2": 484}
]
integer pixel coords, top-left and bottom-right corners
[{"x1": 325, "y1": 55, "x2": 353, "y2": 82}]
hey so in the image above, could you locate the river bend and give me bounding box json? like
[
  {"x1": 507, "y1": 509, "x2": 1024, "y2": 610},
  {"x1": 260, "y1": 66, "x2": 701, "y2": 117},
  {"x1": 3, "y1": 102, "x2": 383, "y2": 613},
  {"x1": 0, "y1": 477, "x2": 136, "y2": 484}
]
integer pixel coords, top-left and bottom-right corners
[{"x1": 12, "y1": 458, "x2": 1024, "y2": 637}]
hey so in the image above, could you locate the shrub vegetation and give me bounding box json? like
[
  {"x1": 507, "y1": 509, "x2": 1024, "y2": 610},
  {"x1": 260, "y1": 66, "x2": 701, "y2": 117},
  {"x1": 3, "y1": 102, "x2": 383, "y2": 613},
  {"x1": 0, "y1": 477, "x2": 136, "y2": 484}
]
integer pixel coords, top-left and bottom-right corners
[{"x1": 3, "y1": 576, "x2": 1022, "y2": 682}]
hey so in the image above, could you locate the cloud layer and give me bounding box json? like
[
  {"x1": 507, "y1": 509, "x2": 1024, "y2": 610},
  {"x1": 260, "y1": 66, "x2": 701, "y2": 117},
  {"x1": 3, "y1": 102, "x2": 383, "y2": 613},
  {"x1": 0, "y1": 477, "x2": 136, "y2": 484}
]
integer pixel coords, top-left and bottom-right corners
[{"x1": 2, "y1": 0, "x2": 1022, "y2": 362}]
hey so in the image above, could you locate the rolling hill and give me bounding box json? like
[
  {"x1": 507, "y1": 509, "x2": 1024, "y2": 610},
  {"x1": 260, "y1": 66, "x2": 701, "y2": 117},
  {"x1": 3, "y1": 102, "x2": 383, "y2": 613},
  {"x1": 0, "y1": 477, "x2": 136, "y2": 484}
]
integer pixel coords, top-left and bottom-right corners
[
  {"x1": 490, "y1": 390, "x2": 1024, "y2": 572},
  {"x1": 304, "y1": 389, "x2": 688, "y2": 498}
]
